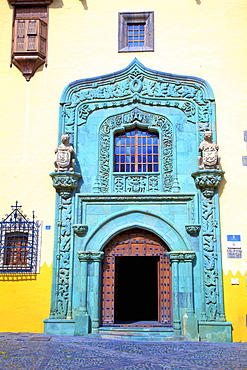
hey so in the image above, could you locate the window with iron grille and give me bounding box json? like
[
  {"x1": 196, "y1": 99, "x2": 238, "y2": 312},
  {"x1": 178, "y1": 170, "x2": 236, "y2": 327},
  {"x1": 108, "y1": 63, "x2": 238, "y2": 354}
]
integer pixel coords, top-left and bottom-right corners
[
  {"x1": 118, "y1": 12, "x2": 154, "y2": 52},
  {"x1": 0, "y1": 202, "x2": 40, "y2": 273},
  {"x1": 114, "y1": 128, "x2": 159, "y2": 173}
]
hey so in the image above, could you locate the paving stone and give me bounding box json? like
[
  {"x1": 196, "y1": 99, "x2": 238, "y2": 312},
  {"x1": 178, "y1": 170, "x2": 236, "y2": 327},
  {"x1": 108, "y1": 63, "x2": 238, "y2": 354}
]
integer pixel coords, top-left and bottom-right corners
[{"x1": 0, "y1": 333, "x2": 246, "y2": 370}]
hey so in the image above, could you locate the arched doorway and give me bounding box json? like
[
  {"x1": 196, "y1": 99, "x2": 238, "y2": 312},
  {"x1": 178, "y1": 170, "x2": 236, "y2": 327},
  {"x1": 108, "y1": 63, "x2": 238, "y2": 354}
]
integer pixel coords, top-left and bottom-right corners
[{"x1": 101, "y1": 228, "x2": 171, "y2": 326}]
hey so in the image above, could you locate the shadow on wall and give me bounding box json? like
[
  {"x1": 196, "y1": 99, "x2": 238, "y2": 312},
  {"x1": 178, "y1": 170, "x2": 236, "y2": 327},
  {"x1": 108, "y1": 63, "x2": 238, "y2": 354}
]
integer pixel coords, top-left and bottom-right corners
[{"x1": 50, "y1": 0, "x2": 88, "y2": 9}]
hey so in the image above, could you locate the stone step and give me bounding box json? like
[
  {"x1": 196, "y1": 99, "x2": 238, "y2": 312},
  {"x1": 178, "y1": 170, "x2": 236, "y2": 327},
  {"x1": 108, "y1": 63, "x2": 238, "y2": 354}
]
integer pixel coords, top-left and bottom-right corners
[{"x1": 96, "y1": 326, "x2": 185, "y2": 341}]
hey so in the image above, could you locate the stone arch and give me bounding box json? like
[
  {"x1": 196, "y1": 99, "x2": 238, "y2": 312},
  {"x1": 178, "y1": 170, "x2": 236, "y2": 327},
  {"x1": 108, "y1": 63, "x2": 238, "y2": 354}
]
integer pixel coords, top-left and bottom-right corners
[
  {"x1": 83, "y1": 209, "x2": 190, "y2": 252},
  {"x1": 101, "y1": 227, "x2": 172, "y2": 325}
]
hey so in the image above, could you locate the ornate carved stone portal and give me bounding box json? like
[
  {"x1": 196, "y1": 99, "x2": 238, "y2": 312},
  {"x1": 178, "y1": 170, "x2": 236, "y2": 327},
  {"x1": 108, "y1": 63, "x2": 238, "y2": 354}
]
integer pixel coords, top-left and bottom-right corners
[{"x1": 45, "y1": 60, "x2": 231, "y2": 342}]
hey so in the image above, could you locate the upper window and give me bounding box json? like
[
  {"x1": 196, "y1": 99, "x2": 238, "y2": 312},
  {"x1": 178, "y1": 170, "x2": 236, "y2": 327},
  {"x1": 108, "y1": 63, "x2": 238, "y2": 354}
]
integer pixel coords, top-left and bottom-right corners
[
  {"x1": 0, "y1": 202, "x2": 40, "y2": 273},
  {"x1": 118, "y1": 12, "x2": 154, "y2": 52},
  {"x1": 114, "y1": 128, "x2": 159, "y2": 173},
  {"x1": 127, "y1": 23, "x2": 145, "y2": 47}
]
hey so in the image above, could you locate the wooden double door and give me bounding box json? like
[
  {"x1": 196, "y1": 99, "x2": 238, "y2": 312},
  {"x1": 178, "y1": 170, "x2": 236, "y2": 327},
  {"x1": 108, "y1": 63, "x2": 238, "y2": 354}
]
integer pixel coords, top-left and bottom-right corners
[{"x1": 101, "y1": 228, "x2": 172, "y2": 326}]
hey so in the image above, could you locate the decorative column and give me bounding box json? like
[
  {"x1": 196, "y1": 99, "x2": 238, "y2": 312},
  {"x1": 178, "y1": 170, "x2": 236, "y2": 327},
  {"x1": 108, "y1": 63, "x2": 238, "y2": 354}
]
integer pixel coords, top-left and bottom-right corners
[
  {"x1": 169, "y1": 252, "x2": 181, "y2": 335},
  {"x1": 75, "y1": 250, "x2": 90, "y2": 335},
  {"x1": 192, "y1": 169, "x2": 225, "y2": 321},
  {"x1": 49, "y1": 171, "x2": 81, "y2": 320},
  {"x1": 77, "y1": 251, "x2": 104, "y2": 334},
  {"x1": 169, "y1": 251, "x2": 196, "y2": 338}
]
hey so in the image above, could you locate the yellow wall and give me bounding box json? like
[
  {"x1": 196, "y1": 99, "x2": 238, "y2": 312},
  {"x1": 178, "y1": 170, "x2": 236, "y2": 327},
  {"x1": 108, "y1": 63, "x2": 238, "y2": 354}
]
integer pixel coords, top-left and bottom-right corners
[
  {"x1": 223, "y1": 271, "x2": 247, "y2": 342},
  {"x1": 0, "y1": 0, "x2": 247, "y2": 338},
  {"x1": 0, "y1": 264, "x2": 52, "y2": 333}
]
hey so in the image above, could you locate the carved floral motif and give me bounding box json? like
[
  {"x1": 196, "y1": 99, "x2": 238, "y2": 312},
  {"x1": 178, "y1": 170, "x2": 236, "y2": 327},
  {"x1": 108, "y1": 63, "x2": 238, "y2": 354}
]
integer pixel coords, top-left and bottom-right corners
[
  {"x1": 191, "y1": 170, "x2": 224, "y2": 198},
  {"x1": 56, "y1": 197, "x2": 72, "y2": 318},
  {"x1": 50, "y1": 172, "x2": 81, "y2": 200},
  {"x1": 114, "y1": 174, "x2": 159, "y2": 193},
  {"x1": 61, "y1": 60, "x2": 213, "y2": 132}
]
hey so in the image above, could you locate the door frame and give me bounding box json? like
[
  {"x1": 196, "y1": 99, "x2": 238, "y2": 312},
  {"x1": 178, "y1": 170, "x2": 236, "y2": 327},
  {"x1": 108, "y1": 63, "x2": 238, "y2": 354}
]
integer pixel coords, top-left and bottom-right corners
[{"x1": 101, "y1": 228, "x2": 172, "y2": 326}]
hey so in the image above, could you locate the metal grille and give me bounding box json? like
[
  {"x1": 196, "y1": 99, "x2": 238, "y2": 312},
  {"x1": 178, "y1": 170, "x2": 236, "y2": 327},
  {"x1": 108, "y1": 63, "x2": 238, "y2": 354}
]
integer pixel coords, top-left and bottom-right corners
[{"x1": 0, "y1": 202, "x2": 40, "y2": 273}]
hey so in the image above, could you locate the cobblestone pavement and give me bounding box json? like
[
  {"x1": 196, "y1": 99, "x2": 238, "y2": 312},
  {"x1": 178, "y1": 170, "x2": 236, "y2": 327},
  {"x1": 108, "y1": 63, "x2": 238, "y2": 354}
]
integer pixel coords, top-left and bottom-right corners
[{"x1": 0, "y1": 333, "x2": 246, "y2": 370}]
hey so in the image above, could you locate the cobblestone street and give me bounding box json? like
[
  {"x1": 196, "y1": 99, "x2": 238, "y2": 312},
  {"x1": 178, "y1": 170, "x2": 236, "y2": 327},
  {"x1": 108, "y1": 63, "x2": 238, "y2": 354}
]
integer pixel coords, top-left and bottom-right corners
[{"x1": 0, "y1": 333, "x2": 246, "y2": 370}]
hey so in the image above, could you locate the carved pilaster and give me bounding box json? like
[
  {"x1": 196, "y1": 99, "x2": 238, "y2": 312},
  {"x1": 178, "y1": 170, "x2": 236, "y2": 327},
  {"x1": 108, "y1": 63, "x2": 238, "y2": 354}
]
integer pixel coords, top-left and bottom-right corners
[
  {"x1": 168, "y1": 251, "x2": 196, "y2": 335},
  {"x1": 50, "y1": 172, "x2": 81, "y2": 200},
  {"x1": 50, "y1": 171, "x2": 81, "y2": 319},
  {"x1": 192, "y1": 169, "x2": 225, "y2": 321}
]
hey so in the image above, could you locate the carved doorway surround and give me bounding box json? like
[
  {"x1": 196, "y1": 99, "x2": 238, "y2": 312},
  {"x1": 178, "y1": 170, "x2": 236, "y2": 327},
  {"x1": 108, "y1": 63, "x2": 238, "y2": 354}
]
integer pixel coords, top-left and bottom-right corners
[{"x1": 101, "y1": 228, "x2": 171, "y2": 326}]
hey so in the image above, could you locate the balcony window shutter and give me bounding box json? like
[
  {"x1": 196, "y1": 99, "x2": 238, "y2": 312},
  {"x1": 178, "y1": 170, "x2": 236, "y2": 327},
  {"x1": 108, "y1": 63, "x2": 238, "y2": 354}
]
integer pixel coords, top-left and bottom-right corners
[
  {"x1": 39, "y1": 20, "x2": 47, "y2": 56},
  {"x1": 16, "y1": 20, "x2": 26, "y2": 51}
]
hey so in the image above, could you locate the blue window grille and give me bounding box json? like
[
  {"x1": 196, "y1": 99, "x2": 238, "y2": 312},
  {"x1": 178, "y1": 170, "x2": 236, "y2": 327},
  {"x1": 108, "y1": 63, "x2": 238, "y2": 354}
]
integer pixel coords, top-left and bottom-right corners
[{"x1": 0, "y1": 202, "x2": 40, "y2": 273}]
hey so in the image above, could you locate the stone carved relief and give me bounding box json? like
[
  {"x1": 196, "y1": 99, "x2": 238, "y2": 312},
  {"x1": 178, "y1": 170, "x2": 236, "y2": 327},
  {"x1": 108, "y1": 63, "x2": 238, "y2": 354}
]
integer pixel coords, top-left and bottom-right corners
[
  {"x1": 169, "y1": 251, "x2": 196, "y2": 262},
  {"x1": 192, "y1": 170, "x2": 224, "y2": 198},
  {"x1": 99, "y1": 108, "x2": 173, "y2": 193},
  {"x1": 51, "y1": 173, "x2": 81, "y2": 200},
  {"x1": 73, "y1": 224, "x2": 88, "y2": 236},
  {"x1": 55, "y1": 134, "x2": 75, "y2": 172},
  {"x1": 78, "y1": 251, "x2": 104, "y2": 262},
  {"x1": 61, "y1": 60, "x2": 214, "y2": 133},
  {"x1": 202, "y1": 196, "x2": 217, "y2": 320},
  {"x1": 56, "y1": 198, "x2": 72, "y2": 319},
  {"x1": 185, "y1": 225, "x2": 201, "y2": 236},
  {"x1": 192, "y1": 169, "x2": 225, "y2": 321},
  {"x1": 198, "y1": 131, "x2": 220, "y2": 170},
  {"x1": 114, "y1": 175, "x2": 159, "y2": 193},
  {"x1": 49, "y1": 172, "x2": 81, "y2": 319}
]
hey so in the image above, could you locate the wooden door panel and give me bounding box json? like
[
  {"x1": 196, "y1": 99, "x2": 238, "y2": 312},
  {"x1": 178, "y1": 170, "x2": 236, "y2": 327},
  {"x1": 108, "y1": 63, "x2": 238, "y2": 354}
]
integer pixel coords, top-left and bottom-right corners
[{"x1": 101, "y1": 228, "x2": 171, "y2": 326}]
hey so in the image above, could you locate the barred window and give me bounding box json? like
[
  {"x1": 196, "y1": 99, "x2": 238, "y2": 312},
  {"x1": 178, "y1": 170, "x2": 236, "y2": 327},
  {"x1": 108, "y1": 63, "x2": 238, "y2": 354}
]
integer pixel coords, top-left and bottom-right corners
[
  {"x1": 114, "y1": 129, "x2": 159, "y2": 173},
  {"x1": 0, "y1": 202, "x2": 40, "y2": 273}
]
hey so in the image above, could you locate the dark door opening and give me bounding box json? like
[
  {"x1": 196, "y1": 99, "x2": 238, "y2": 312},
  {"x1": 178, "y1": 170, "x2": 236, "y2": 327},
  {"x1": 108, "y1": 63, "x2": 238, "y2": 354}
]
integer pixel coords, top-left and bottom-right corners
[{"x1": 115, "y1": 256, "x2": 158, "y2": 323}]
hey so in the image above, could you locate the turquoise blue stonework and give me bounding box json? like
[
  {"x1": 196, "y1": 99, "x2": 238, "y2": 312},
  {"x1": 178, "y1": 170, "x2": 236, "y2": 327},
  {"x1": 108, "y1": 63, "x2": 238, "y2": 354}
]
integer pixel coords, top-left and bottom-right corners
[{"x1": 44, "y1": 60, "x2": 231, "y2": 342}]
